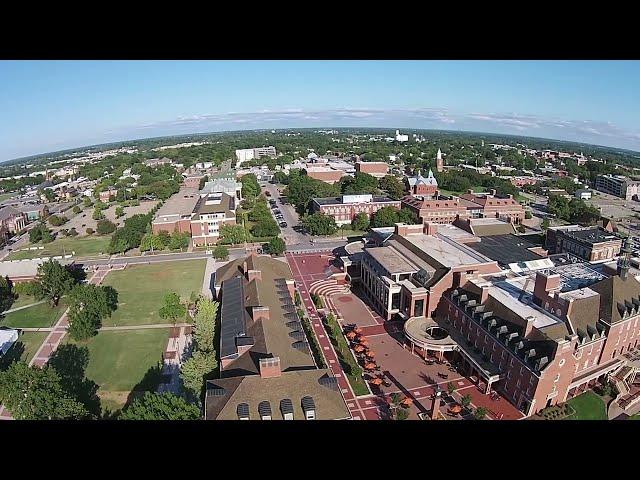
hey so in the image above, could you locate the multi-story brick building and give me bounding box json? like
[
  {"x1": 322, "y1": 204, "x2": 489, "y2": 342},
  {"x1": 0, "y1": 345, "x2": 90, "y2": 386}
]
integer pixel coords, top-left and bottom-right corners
[
  {"x1": 151, "y1": 188, "x2": 200, "y2": 235},
  {"x1": 357, "y1": 222, "x2": 501, "y2": 321},
  {"x1": 428, "y1": 244, "x2": 640, "y2": 416},
  {"x1": 402, "y1": 189, "x2": 525, "y2": 226},
  {"x1": 595, "y1": 174, "x2": 640, "y2": 200},
  {"x1": 304, "y1": 166, "x2": 346, "y2": 184},
  {"x1": 546, "y1": 225, "x2": 621, "y2": 263},
  {"x1": 311, "y1": 194, "x2": 400, "y2": 226},
  {"x1": 205, "y1": 254, "x2": 350, "y2": 420},
  {"x1": 355, "y1": 161, "x2": 389, "y2": 178},
  {"x1": 405, "y1": 169, "x2": 439, "y2": 197},
  {"x1": 0, "y1": 206, "x2": 27, "y2": 237},
  {"x1": 189, "y1": 193, "x2": 236, "y2": 246}
]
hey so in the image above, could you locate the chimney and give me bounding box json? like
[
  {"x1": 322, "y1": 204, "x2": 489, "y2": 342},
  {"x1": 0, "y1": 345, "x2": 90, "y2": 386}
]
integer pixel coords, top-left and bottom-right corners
[
  {"x1": 490, "y1": 189, "x2": 497, "y2": 196},
  {"x1": 467, "y1": 189, "x2": 474, "y2": 194},
  {"x1": 247, "y1": 269, "x2": 262, "y2": 282},
  {"x1": 524, "y1": 315, "x2": 536, "y2": 337},
  {"x1": 259, "y1": 356, "x2": 281, "y2": 379},
  {"x1": 480, "y1": 285, "x2": 490, "y2": 304},
  {"x1": 533, "y1": 272, "x2": 561, "y2": 306},
  {"x1": 424, "y1": 222, "x2": 438, "y2": 236}
]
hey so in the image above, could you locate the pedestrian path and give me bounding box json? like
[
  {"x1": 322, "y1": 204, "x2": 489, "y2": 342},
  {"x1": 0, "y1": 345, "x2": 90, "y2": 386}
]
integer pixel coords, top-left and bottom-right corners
[
  {"x1": 3, "y1": 299, "x2": 47, "y2": 314},
  {"x1": 157, "y1": 325, "x2": 191, "y2": 395},
  {"x1": 0, "y1": 266, "x2": 114, "y2": 420}
]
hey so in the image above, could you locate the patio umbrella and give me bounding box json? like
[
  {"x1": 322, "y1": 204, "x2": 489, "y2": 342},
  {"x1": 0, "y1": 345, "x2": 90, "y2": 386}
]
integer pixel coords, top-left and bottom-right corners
[
  {"x1": 360, "y1": 340, "x2": 369, "y2": 347},
  {"x1": 365, "y1": 350, "x2": 376, "y2": 358},
  {"x1": 354, "y1": 345, "x2": 365, "y2": 353},
  {"x1": 346, "y1": 331, "x2": 357, "y2": 340},
  {"x1": 401, "y1": 398, "x2": 413, "y2": 407},
  {"x1": 364, "y1": 363, "x2": 376, "y2": 370},
  {"x1": 370, "y1": 378, "x2": 383, "y2": 386},
  {"x1": 449, "y1": 404, "x2": 462, "y2": 414},
  {"x1": 354, "y1": 327, "x2": 363, "y2": 334}
]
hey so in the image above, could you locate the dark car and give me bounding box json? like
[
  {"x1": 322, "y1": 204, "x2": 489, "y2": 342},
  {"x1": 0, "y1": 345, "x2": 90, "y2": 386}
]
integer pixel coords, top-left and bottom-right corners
[
  {"x1": 280, "y1": 222, "x2": 288, "y2": 228},
  {"x1": 273, "y1": 209, "x2": 281, "y2": 215}
]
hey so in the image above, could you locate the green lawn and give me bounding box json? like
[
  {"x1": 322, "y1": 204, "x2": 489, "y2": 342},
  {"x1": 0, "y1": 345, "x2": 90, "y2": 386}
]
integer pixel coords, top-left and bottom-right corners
[
  {"x1": 566, "y1": 391, "x2": 607, "y2": 420},
  {"x1": 0, "y1": 192, "x2": 15, "y2": 202},
  {"x1": 0, "y1": 331, "x2": 48, "y2": 368},
  {"x1": 7, "y1": 294, "x2": 42, "y2": 311},
  {"x1": 1, "y1": 299, "x2": 67, "y2": 328},
  {"x1": 101, "y1": 259, "x2": 206, "y2": 326},
  {"x1": 67, "y1": 329, "x2": 169, "y2": 410},
  {"x1": 7, "y1": 236, "x2": 112, "y2": 260}
]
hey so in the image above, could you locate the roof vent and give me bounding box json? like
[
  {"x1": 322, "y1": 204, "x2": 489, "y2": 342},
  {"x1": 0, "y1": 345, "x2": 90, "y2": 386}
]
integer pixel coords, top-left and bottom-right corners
[
  {"x1": 237, "y1": 403, "x2": 250, "y2": 420},
  {"x1": 280, "y1": 398, "x2": 294, "y2": 420},
  {"x1": 318, "y1": 374, "x2": 340, "y2": 391},
  {"x1": 258, "y1": 401, "x2": 272, "y2": 420}
]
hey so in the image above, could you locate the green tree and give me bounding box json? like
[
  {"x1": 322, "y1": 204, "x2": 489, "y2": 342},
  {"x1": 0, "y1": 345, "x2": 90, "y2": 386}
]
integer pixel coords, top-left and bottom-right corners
[
  {"x1": 379, "y1": 175, "x2": 405, "y2": 200},
  {"x1": 29, "y1": 223, "x2": 52, "y2": 243},
  {"x1": 371, "y1": 206, "x2": 400, "y2": 228},
  {"x1": 212, "y1": 244, "x2": 229, "y2": 260},
  {"x1": 240, "y1": 173, "x2": 260, "y2": 198},
  {"x1": 72, "y1": 205, "x2": 81, "y2": 214},
  {"x1": 96, "y1": 219, "x2": 117, "y2": 235},
  {"x1": 120, "y1": 392, "x2": 201, "y2": 420},
  {"x1": 159, "y1": 292, "x2": 186, "y2": 323},
  {"x1": 180, "y1": 350, "x2": 217, "y2": 399},
  {"x1": 351, "y1": 212, "x2": 370, "y2": 231},
  {"x1": 272, "y1": 170, "x2": 288, "y2": 184},
  {"x1": 302, "y1": 213, "x2": 337, "y2": 236},
  {"x1": 474, "y1": 406, "x2": 489, "y2": 420},
  {"x1": 461, "y1": 394, "x2": 472, "y2": 408},
  {"x1": 447, "y1": 382, "x2": 456, "y2": 395},
  {"x1": 108, "y1": 237, "x2": 129, "y2": 254},
  {"x1": 67, "y1": 284, "x2": 118, "y2": 341},
  {"x1": 0, "y1": 276, "x2": 14, "y2": 313},
  {"x1": 48, "y1": 215, "x2": 67, "y2": 227},
  {"x1": 525, "y1": 210, "x2": 532, "y2": 219},
  {"x1": 192, "y1": 299, "x2": 218, "y2": 354},
  {"x1": 92, "y1": 208, "x2": 105, "y2": 220},
  {"x1": 541, "y1": 218, "x2": 550, "y2": 231},
  {"x1": 140, "y1": 234, "x2": 165, "y2": 252},
  {"x1": 0, "y1": 362, "x2": 88, "y2": 420},
  {"x1": 169, "y1": 232, "x2": 190, "y2": 250},
  {"x1": 68, "y1": 227, "x2": 78, "y2": 237},
  {"x1": 41, "y1": 188, "x2": 56, "y2": 202},
  {"x1": 157, "y1": 230, "x2": 171, "y2": 247},
  {"x1": 86, "y1": 227, "x2": 95, "y2": 235},
  {"x1": 82, "y1": 196, "x2": 93, "y2": 207},
  {"x1": 341, "y1": 172, "x2": 379, "y2": 195},
  {"x1": 37, "y1": 259, "x2": 76, "y2": 306},
  {"x1": 251, "y1": 219, "x2": 280, "y2": 238},
  {"x1": 397, "y1": 207, "x2": 418, "y2": 224},
  {"x1": 115, "y1": 206, "x2": 125, "y2": 218},
  {"x1": 219, "y1": 224, "x2": 246, "y2": 245},
  {"x1": 267, "y1": 237, "x2": 286, "y2": 256}
]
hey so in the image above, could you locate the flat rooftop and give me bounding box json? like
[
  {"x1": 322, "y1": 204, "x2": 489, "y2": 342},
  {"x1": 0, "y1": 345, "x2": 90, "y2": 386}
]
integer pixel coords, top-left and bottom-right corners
[
  {"x1": 467, "y1": 234, "x2": 544, "y2": 265},
  {"x1": 366, "y1": 246, "x2": 419, "y2": 274},
  {"x1": 554, "y1": 226, "x2": 620, "y2": 245},
  {"x1": 403, "y1": 233, "x2": 492, "y2": 268},
  {"x1": 153, "y1": 188, "x2": 200, "y2": 219},
  {"x1": 313, "y1": 195, "x2": 396, "y2": 206}
]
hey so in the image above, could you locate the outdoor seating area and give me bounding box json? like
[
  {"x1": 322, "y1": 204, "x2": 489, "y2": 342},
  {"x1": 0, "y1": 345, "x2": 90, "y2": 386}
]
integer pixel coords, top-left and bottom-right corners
[{"x1": 343, "y1": 324, "x2": 391, "y2": 389}]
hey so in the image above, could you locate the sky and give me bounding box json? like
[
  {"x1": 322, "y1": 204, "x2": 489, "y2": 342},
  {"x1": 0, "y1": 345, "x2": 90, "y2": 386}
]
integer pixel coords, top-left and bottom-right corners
[{"x1": 1, "y1": 60, "x2": 639, "y2": 161}]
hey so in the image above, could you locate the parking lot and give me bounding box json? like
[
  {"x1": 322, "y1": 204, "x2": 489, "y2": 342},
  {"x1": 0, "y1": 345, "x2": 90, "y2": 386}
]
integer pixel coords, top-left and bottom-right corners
[
  {"x1": 261, "y1": 183, "x2": 305, "y2": 244},
  {"x1": 57, "y1": 200, "x2": 159, "y2": 237}
]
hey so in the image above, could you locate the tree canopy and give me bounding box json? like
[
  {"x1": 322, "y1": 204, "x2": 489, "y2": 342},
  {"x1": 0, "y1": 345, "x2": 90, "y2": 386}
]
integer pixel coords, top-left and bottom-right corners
[
  {"x1": 119, "y1": 392, "x2": 201, "y2": 420},
  {"x1": 302, "y1": 213, "x2": 337, "y2": 236},
  {"x1": 37, "y1": 259, "x2": 77, "y2": 306},
  {"x1": 159, "y1": 292, "x2": 186, "y2": 323},
  {"x1": 67, "y1": 284, "x2": 118, "y2": 341}
]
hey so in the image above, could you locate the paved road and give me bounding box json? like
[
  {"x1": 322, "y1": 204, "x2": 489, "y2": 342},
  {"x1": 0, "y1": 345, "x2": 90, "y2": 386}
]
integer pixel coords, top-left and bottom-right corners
[
  {"x1": 75, "y1": 241, "x2": 348, "y2": 267},
  {"x1": 261, "y1": 182, "x2": 305, "y2": 245}
]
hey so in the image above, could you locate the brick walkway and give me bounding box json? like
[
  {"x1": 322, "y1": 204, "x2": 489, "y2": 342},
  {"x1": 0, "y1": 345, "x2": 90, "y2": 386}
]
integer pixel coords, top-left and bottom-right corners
[
  {"x1": 286, "y1": 251, "x2": 369, "y2": 420},
  {"x1": 0, "y1": 265, "x2": 115, "y2": 420}
]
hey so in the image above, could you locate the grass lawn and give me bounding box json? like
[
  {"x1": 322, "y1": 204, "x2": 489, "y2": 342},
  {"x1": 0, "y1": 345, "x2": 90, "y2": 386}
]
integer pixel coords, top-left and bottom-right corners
[
  {"x1": 7, "y1": 235, "x2": 112, "y2": 260},
  {"x1": 1, "y1": 299, "x2": 67, "y2": 328},
  {"x1": 566, "y1": 391, "x2": 607, "y2": 420},
  {"x1": 7, "y1": 294, "x2": 42, "y2": 311},
  {"x1": 0, "y1": 192, "x2": 15, "y2": 202},
  {"x1": 101, "y1": 259, "x2": 206, "y2": 326},
  {"x1": 0, "y1": 332, "x2": 48, "y2": 369},
  {"x1": 67, "y1": 329, "x2": 169, "y2": 410}
]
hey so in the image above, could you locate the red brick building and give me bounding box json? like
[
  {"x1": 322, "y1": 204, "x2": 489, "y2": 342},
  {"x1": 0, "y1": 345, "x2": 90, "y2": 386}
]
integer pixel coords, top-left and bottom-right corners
[
  {"x1": 546, "y1": 225, "x2": 622, "y2": 263},
  {"x1": 311, "y1": 194, "x2": 400, "y2": 226},
  {"x1": 304, "y1": 166, "x2": 345, "y2": 184},
  {"x1": 355, "y1": 161, "x2": 389, "y2": 178}
]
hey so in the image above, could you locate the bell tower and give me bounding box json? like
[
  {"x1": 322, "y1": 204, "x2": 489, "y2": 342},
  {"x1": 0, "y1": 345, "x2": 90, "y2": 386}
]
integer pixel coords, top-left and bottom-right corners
[{"x1": 436, "y1": 148, "x2": 443, "y2": 173}]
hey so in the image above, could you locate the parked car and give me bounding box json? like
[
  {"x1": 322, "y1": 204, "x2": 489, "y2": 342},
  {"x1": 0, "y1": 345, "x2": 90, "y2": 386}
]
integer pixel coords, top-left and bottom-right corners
[
  {"x1": 273, "y1": 209, "x2": 281, "y2": 215},
  {"x1": 280, "y1": 222, "x2": 288, "y2": 228}
]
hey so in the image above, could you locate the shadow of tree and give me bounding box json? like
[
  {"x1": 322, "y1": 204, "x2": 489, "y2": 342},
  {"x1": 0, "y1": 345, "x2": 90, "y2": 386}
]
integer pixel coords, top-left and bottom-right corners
[
  {"x1": 124, "y1": 359, "x2": 164, "y2": 410},
  {"x1": 48, "y1": 344, "x2": 101, "y2": 417},
  {"x1": 0, "y1": 341, "x2": 25, "y2": 370},
  {"x1": 67, "y1": 265, "x2": 87, "y2": 284}
]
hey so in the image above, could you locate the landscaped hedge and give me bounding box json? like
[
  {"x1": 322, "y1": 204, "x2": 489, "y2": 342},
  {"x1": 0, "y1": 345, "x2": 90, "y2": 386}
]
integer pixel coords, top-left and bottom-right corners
[{"x1": 297, "y1": 306, "x2": 326, "y2": 369}]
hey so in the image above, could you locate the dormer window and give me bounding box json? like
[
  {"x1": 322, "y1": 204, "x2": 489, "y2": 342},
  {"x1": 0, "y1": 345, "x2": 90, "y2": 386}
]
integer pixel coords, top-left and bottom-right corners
[
  {"x1": 237, "y1": 403, "x2": 250, "y2": 420},
  {"x1": 258, "y1": 401, "x2": 272, "y2": 420},
  {"x1": 280, "y1": 398, "x2": 294, "y2": 420},
  {"x1": 301, "y1": 396, "x2": 316, "y2": 420}
]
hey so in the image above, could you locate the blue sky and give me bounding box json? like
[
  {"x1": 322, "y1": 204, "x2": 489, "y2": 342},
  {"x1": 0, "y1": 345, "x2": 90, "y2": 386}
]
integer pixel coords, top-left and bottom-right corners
[{"x1": 1, "y1": 60, "x2": 639, "y2": 161}]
